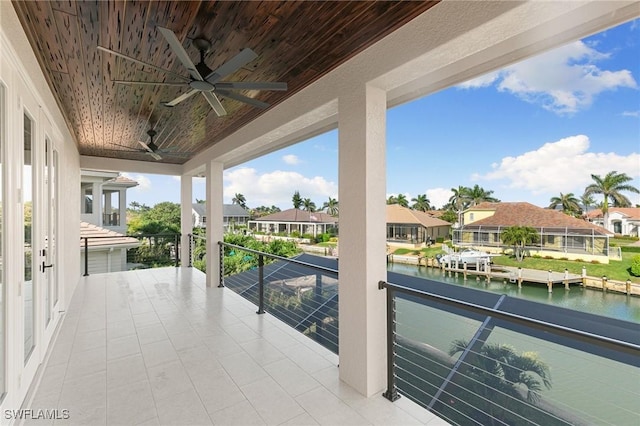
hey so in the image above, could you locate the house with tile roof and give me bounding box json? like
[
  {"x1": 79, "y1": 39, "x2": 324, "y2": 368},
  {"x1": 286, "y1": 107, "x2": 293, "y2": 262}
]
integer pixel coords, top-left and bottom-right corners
[
  {"x1": 586, "y1": 207, "x2": 640, "y2": 236},
  {"x1": 192, "y1": 203, "x2": 251, "y2": 231},
  {"x1": 248, "y1": 208, "x2": 338, "y2": 237},
  {"x1": 386, "y1": 204, "x2": 451, "y2": 248},
  {"x1": 80, "y1": 222, "x2": 140, "y2": 274},
  {"x1": 81, "y1": 170, "x2": 138, "y2": 234},
  {"x1": 456, "y1": 202, "x2": 614, "y2": 263}
]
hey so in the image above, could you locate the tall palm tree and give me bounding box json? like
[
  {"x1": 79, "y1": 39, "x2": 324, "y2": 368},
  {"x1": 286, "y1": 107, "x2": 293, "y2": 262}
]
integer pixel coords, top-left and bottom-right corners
[
  {"x1": 585, "y1": 171, "x2": 639, "y2": 227},
  {"x1": 449, "y1": 185, "x2": 470, "y2": 225},
  {"x1": 411, "y1": 194, "x2": 431, "y2": 212},
  {"x1": 386, "y1": 195, "x2": 397, "y2": 205},
  {"x1": 232, "y1": 193, "x2": 247, "y2": 209},
  {"x1": 449, "y1": 339, "x2": 551, "y2": 423},
  {"x1": 322, "y1": 197, "x2": 339, "y2": 216},
  {"x1": 501, "y1": 226, "x2": 539, "y2": 261},
  {"x1": 292, "y1": 191, "x2": 303, "y2": 209},
  {"x1": 467, "y1": 184, "x2": 500, "y2": 206},
  {"x1": 302, "y1": 198, "x2": 316, "y2": 212},
  {"x1": 548, "y1": 192, "x2": 580, "y2": 216}
]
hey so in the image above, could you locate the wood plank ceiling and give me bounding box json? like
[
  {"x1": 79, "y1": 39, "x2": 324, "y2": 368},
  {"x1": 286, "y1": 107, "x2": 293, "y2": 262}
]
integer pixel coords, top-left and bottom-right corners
[{"x1": 13, "y1": 1, "x2": 438, "y2": 164}]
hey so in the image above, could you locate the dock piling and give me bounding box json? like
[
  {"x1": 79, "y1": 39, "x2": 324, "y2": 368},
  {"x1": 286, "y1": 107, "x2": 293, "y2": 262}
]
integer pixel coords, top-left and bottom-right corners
[
  {"x1": 547, "y1": 270, "x2": 553, "y2": 293},
  {"x1": 564, "y1": 269, "x2": 570, "y2": 290}
]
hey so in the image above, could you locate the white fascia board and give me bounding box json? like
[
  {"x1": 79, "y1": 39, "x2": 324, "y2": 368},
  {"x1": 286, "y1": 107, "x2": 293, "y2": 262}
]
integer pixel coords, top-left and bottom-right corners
[{"x1": 80, "y1": 155, "x2": 183, "y2": 176}]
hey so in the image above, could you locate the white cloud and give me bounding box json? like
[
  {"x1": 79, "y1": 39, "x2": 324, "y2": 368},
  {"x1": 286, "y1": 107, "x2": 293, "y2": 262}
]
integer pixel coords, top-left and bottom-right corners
[
  {"x1": 282, "y1": 154, "x2": 301, "y2": 165},
  {"x1": 458, "y1": 40, "x2": 637, "y2": 114},
  {"x1": 622, "y1": 110, "x2": 640, "y2": 117},
  {"x1": 223, "y1": 167, "x2": 337, "y2": 208},
  {"x1": 472, "y1": 135, "x2": 640, "y2": 197},
  {"x1": 122, "y1": 173, "x2": 151, "y2": 192},
  {"x1": 426, "y1": 188, "x2": 454, "y2": 210}
]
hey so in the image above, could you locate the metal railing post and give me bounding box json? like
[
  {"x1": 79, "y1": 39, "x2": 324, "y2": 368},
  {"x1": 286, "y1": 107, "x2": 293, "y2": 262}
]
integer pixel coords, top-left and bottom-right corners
[
  {"x1": 257, "y1": 254, "x2": 265, "y2": 314},
  {"x1": 188, "y1": 233, "x2": 193, "y2": 267},
  {"x1": 83, "y1": 237, "x2": 89, "y2": 276},
  {"x1": 218, "y1": 241, "x2": 225, "y2": 288},
  {"x1": 380, "y1": 281, "x2": 400, "y2": 401},
  {"x1": 175, "y1": 233, "x2": 180, "y2": 267}
]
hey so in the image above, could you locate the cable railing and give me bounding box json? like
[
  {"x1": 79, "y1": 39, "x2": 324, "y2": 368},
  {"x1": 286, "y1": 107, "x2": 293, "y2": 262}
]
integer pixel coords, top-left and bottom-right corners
[
  {"x1": 81, "y1": 233, "x2": 181, "y2": 276},
  {"x1": 218, "y1": 241, "x2": 339, "y2": 353},
  {"x1": 379, "y1": 278, "x2": 640, "y2": 426}
]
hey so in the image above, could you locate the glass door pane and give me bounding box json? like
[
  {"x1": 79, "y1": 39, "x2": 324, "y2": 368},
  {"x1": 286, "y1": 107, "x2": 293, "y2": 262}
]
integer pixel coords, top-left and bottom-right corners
[
  {"x1": 53, "y1": 150, "x2": 58, "y2": 305},
  {"x1": 44, "y1": 139, "x2": 50, "y2": 325},
  {"x1": 23, "y1": 113, "x2": 34, "y2": 362}
]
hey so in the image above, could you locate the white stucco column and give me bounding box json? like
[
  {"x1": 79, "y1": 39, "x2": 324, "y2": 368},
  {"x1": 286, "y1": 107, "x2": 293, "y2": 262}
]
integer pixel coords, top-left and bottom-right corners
[
  {"x1": 118, "y1": 189, "x2": 126, "y2": 226},
  {"x1": 206, "y1": 161, "x2": 224, "y2": 287},
  {"x1": 180, "y1": 174, "x2": 192, "y2": 266},
  {"x1": 93, "y1": 182, "x2": 102, "y2": 225},
  {"x1": 338, "y1": 84, "x2": 387, "y2": 397}
]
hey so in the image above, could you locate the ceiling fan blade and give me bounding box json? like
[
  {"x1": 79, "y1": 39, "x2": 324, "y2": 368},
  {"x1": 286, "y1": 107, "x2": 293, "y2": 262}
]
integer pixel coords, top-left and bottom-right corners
[
  {"x1": 201, "y1": 91, "x2": 227, "y2": 116},
  {"x1": 157, "y1": 27, "x2": 204, "y2": 81},
  {"x1": 157, "y1": 150, "x2": 195, "y2": 157},
  {"x1": 215, "y1": 82, "x2": 288, "y2": 91},
  {"x1": 162, "y1": 89, "x2": 199, "y2": 107},
  {"x1": 206, "y1": 48, "x2": 258, "y2": 84},
  {"x1": 137, "y1": 140, "x2": 155, "y2": 153},
  {"x1": 97, "y1": 45, "x2": 189, "y2": 81},
  {"x1": 112, "y1": 80, "x2": 186, "y2": 87},
  {"x1": 216, "y1": 90, "x2": 269, "y2": 109},
  {"x1": 148, "y1": 152, "x2": 163, "y2": 161}
]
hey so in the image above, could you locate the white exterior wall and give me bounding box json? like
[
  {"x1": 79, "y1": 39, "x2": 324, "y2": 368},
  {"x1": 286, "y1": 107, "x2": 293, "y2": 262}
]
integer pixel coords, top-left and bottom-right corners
[{"x1": 1, "y1": 1, "x2": 80, "y2": 413}]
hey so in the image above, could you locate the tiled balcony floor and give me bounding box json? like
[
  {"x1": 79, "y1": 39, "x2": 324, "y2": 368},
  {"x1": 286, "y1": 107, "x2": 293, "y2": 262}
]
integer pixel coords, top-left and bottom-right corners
[{"x1": 24, "y1": 267, "x2": 447, "y2": 425}]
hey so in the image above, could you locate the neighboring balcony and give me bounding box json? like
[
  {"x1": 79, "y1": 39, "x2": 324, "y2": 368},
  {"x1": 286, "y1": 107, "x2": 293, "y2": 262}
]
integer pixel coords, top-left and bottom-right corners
[{"x1": 102, "y1": 212, "x2": 121, "y2": 227}]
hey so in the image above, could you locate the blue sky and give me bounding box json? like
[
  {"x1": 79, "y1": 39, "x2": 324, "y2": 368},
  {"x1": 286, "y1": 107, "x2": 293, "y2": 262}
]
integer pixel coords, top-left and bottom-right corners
[{"x1": 125, "y1": 20, "x2": 640, "y2": 210}]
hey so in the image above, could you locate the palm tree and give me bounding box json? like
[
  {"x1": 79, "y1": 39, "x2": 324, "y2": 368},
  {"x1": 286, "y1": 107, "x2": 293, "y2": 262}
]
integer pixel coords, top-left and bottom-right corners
[
  {"x1": 411, "y1": 194, "x2": 431, "y2": 212},
  {"x1": 302, "y1": 198, "x2": 316, "y2": 212},
  {"x1": 386, "y1": 194, "x2": 409, "y2": 208},
  {"x1": 232, "y1": 193, "x2": 247, "y2": 209},
  {"x1": 467, "y1": 184, "x2": 500, "y2": 206},
  {"x1": 449, "y1": 185, "x2": 470, "y2": 225},
  {"x1": 548, "y1": 192, "x2": 581, "y2": 216},
  {"x1": 292, "y1": 191, "x2": 303, "y2": 209},
  {"x1": 580, "y1": 192, "x2": 596, "y2": 214},
  {"x1": 322, "y1": 197, "x2": 339, "y2": 216},
  {"x1": 500, "y1": 226, "x2": 539, "y2": 261},
  {"x1": 585, "y1": 171, "x2": 639, "y2": 228},
  {"x1": 449, "y1": 339, "x2": 551, "y2": 423}
]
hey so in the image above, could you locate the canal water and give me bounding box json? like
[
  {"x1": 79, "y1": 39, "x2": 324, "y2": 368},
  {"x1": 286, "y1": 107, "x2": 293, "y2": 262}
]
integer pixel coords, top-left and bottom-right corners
[
  {"x1": 388, "y1": 262, "x2": 640, "y2": 323},
  {"x1": 387, "y1": 263, "x2": 640, "y2": 425}
]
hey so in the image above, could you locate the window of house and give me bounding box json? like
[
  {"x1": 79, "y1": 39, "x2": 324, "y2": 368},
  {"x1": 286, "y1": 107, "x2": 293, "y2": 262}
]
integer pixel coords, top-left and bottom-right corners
[{"x1": 84, "y1": 186, "x2": 93, "y2": 213}]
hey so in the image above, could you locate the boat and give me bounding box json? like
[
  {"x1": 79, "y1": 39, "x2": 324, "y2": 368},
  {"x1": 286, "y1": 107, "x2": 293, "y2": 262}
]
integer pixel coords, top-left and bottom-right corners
[{"x1": 436, "y1": 248, "x2": 499, "y2": 267}]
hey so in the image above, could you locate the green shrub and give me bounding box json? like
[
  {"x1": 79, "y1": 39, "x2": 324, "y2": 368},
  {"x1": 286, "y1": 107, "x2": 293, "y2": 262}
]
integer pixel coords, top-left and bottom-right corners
[
  {"x1": 631, "y1": 255, "x2": 640, "y2": 276},
  {"x1": 290, "y1": 230, "x2": 301, "y2": 238},
  {"x1": 436, "y1": 237, "x2": 445, "y2": 243},
  {"x1": 302, "y1": 233, "x2": 314, "y2": 240}
]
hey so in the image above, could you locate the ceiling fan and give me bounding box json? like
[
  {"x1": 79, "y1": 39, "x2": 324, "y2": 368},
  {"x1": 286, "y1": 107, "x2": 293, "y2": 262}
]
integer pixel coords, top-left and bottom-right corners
[
  {"x1": 97, "y1": 27, "x2": 287, "y2": 116},
  {"x1": 108, "y1": 128, "x2": 191, "y2": 161}
]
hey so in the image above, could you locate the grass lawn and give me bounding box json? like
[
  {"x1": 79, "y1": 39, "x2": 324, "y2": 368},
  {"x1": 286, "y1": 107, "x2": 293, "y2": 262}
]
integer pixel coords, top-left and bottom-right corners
[
  {"x1": 316, "y1": 242, "x2": 337, "y2": 248},
  {"x1": 389, "y1": 241, "x2": 639, "y2": 283}
]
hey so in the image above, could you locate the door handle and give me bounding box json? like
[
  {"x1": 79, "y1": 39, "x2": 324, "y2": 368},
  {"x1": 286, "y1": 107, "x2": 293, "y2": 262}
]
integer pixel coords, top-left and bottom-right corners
[{"x1": 42, "y1": 261, "x2": 54, "y2": 271}]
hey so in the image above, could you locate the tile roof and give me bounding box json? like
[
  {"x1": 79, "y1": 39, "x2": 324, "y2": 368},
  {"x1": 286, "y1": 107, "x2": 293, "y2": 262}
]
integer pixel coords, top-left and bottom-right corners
[
  {"x1": 464, "y1": 202, "x2": 612, "y2": 235},
  {"x1": 253, "y1": 208, "x2": 337, "y2": 223},
  {"x1": 80, "y1": 222, "x2": 140, "y2": 248},
  {"x1": 386, "y1": 204, "x2": 451, "y2": 228},
  {"x1": 192, "y1": 203, "x2": 250, "y2": 217},
  {"x1": 586, "y1": 207, "x2": 640, "y2": 220}
]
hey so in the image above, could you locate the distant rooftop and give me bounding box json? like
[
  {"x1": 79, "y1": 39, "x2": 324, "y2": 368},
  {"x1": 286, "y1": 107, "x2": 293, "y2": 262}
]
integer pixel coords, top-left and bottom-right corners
[
  {"x1": 253, "y1": 208, "x2": 337, "y2": 223},
  {"x1": 386, "y1": 204, "x2": 451, "y2": 227},
  {"x1": 80, "y1": 222, "x2": 140, "y2": 248},
  {"x1": 192, "y1": 203, "x2": 250, "y2": 218}
]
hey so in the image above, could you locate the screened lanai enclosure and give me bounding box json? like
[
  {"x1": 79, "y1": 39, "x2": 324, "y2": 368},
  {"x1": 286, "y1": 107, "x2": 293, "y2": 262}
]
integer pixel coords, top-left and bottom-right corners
[{"x1": 453, "y1": 226, "x2": 611, "y2": 258}]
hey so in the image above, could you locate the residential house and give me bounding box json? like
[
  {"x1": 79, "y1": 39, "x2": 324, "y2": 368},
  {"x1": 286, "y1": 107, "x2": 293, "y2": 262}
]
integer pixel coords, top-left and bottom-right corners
[
  {"x1": 249, "y1": 208, "x2": 338, "y2": 237},
  {"x1": 456, "y1": 202, "x2": 614, "y2": 263},
  {"x1": 0, "y1": 1, "x2": 635, "y2": 422},
  {"x1": 79, "y1": 222, "x2": 140, "y2": 274},
  {"x1": 81, "y1": 170, "x2": 138, "y2": 234},
  {"x1": 192, "y1": 203, "x2": 251, "y2": 231},
  {"x1": 386, "y1": 204, "x2": 451, "y2": 248},
  {"x1": 586, "y1": 207, "x2": 640, "y2": 236}
]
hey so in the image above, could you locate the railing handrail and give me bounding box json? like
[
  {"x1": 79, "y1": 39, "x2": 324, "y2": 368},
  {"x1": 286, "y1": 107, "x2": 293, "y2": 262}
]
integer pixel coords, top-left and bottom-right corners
[
  {"x1": 80, "y1": 233, "x2": 181, "y2": 239},
  {"x1": 219, "y1": 241, "x2": 338, "y2": 275},
  {"x1": 379, "y1": 279, "x2": 640, "y2": 355}
]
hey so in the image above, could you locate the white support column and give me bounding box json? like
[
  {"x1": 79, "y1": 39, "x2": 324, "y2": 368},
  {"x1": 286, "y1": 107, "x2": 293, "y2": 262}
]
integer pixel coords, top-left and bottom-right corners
[
  {"x1": 338, "y1": 84, "x2": 387, "y2": 397},
  {"x1": 118, "y1": 189, "x2": 126, "y2": 227},
  {"x1": 205, "y1": 161, "x2": 224, "y2": 287},
  {"x1": 93, "y1": 182, "x2": 102, "y2": 225},
  {"x1": 180, "y1": 174, "x2": 192, "y2": 266}
]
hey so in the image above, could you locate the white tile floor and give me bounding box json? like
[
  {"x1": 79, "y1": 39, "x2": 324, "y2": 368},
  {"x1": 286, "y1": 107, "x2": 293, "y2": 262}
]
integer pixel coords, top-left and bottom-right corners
[{"x1": 24, "y1": 267, "x2": 448, "y2": 425}]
